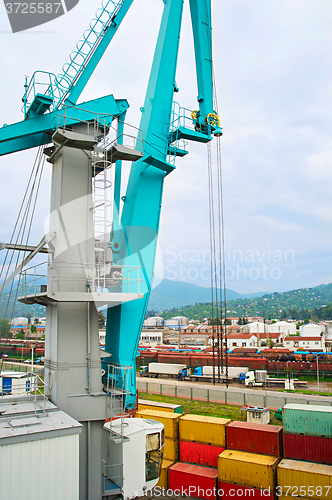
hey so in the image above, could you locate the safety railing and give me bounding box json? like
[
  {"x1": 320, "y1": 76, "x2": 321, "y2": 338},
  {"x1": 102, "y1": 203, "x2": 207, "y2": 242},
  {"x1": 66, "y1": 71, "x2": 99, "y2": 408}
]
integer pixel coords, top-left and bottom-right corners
[
  {"x1": 102, "y1": 461, "x2": 123, "y2": 494},
  {"x1": 0, "y1": 371, "x2": 48, "y2": 415},
  {"x1": 21, "y1": 70, "x2": 59, "y2": 115},
  {"x1": 19, "y1": 261, "x2": 143, "y2": 297},
  {"x1": 55, "y1": 106, "x2": 143, "y2": 157},
  {"x1": 169, "y1": 101, "x2": 197, "y2": 132}
]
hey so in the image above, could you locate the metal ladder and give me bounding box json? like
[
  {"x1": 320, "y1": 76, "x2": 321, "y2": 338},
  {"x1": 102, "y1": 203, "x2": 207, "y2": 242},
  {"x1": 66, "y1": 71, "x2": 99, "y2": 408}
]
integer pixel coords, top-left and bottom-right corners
[
  {"x1": 92, "y1": 128, "x2": 113, "y2": 244},
  {"x1": 54, "y1": 0, "x2": 126, "y2": 106}
]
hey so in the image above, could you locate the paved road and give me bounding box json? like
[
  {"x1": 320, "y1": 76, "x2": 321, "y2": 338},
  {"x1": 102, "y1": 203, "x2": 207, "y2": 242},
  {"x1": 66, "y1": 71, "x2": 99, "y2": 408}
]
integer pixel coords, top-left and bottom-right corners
[{"x1": 137, "y1": 376, "x2": 332, "y2": 406}]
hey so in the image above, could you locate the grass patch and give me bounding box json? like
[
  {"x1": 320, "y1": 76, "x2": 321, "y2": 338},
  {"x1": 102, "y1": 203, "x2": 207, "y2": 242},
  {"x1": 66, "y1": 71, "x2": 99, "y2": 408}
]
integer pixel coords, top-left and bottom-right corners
[
  {"x1": 281, "y1": 389, "x2": 331, "y2": 396},
  {"x1": 138, "y1": 392, "x2": 282, "y2": 426}
]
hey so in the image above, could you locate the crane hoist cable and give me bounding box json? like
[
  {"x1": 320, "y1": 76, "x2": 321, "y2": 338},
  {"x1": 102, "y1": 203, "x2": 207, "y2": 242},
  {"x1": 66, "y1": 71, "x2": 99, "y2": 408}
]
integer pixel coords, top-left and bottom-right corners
[
  {"x1": 206, "y1": 83, "x2": 227, "y2": 384},
  {"x1": 207, "y1": 140, "x2": 224, "y2": 385},
  {"x1": 212, "y1": 62, "x2": 229, "y2": 387}
]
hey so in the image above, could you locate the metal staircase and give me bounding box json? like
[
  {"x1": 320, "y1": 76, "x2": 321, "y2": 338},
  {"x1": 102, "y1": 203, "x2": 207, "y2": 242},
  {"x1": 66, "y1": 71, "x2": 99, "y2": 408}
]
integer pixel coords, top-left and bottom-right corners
[{"x1": 56, "y1": 0, "x2": 126, "y2": 106}]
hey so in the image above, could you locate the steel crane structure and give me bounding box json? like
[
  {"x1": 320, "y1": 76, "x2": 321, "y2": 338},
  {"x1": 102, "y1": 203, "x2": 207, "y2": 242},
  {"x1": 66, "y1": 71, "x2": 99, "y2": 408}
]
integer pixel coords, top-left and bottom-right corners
[{"x1": 0, "y1": 0, "x2": 221, "y2": 498}]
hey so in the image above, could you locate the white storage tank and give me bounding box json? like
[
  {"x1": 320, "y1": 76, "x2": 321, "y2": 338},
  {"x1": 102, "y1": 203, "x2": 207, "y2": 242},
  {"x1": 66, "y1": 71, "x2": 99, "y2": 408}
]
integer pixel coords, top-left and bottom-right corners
[
  {"x1": 164, "y1": 316, "x2": 189, "y2": 328},
  {"x1": 0, "y1": 399, "x2": 82, "y2": 500},
  {"x1": 143, "y1": 316, "x2": 164, "y2": 327},
  {"x1": 300, "y1": 324, "x2": 325, "y2": 337},
  {"x1": 268, "y1": 321, "x2": 296, "y2": 336}
]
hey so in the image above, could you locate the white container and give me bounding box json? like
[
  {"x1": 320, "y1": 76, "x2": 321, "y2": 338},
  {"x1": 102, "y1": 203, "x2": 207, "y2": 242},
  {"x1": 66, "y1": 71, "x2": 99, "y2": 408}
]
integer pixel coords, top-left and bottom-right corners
[
  {"x1": 255, "y1": 370, "x2": 267, "y2": 383},
  {"x1": 0, "y1": 408, "x2": 81, "y2": 500},
  {"x1": 0, "y1": 372, "x2": 31, "y2": 395},
  {"x1": 201, "y1": 366, "x2": 248, "y2": 377},
  {"x1": 148, "y1": 363, "x2": 186, "y2": 375}
]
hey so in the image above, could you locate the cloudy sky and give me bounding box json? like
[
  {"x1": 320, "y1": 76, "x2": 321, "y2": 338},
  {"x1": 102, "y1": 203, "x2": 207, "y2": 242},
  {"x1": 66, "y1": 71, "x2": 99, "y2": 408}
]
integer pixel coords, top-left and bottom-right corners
[{"x1": 0, "y1": 0, "x2": 331, "y2": 295}]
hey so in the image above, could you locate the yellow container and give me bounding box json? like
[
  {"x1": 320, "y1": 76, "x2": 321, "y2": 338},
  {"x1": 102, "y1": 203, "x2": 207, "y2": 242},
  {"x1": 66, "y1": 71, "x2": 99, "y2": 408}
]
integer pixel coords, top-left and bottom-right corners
[
  {"x1": 138, "y1": 403, "x2": 173, "y2": 413},
  {"x1": 138, "y1": 399, "x2": 182, "y2": 413},
  {"x1": 163, "y1": 438, "x2": 178, "y2": 462},
  {"x1": 218, "y1": 450, "x2": 279, "y2": 490},
  {"x1": 156, "y1": 459, "x2": 174, "y2": 489},
  {"x1": 179, "y1": 414, "x2": 231, "y2": 447},
  {"x1": 277, "y1": 459, "x2": 332, "y2": 500},
  {"x1": 135, "y1": 409, "x2": 181, "y2": 439}
]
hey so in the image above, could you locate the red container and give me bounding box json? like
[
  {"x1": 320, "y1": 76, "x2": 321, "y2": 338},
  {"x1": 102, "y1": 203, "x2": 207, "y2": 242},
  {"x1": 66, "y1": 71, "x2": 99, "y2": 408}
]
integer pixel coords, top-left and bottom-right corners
[
  {"x1": 179, "y1": 440, "x2": 225, "y2": 468},
  {"x1": 226, "y1": 421, "x2": 283, "y2": 457},
  {"x1": 218, "y1": 482, "x2": 274, "y2": 500},
  {"x1": 284, "y1": 432, "x2": 332, "y2": 465},
  {"x1": 168, "y1": 462, "x2": 218, "y2": 500}
]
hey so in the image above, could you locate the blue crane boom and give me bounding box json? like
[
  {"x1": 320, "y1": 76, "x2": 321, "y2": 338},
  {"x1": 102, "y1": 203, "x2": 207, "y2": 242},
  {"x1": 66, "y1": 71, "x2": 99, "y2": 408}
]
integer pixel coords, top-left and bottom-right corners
[{"x1": 105, "y1": 0, "x2": 221, "y2": 408}]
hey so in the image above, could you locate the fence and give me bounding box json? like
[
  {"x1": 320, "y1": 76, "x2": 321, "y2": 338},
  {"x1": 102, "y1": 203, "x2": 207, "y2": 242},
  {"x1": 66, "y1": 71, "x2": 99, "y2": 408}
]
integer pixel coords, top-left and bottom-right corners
[
  {"x1": 1, "y1": 362, "x2": 37, "y2": 373},
  {"x1": 137, "y1": 381, "x2": 332, "y2": 409}
]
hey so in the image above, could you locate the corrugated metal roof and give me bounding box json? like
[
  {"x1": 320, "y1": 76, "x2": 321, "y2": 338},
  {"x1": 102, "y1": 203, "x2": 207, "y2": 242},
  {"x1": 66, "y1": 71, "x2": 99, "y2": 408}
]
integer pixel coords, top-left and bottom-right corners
[
  {"x1": 180, "y1": 414, "x2": 231, "y2": 425},
  {"x1": 278, "y1": 459, "x2": 332, "y2": 476},
  {"x1": 228, "y1": 421, "x2": 283, "y2": 433},
  {"x1": 284, "y1": 404, "x2": 332, "y2": 413},
  {"x1": 170, "y1": 462, "x2": 218, "y2": 478},
  {"x1": 220, "y1": 449, "x2": 279, "y2": 466}
]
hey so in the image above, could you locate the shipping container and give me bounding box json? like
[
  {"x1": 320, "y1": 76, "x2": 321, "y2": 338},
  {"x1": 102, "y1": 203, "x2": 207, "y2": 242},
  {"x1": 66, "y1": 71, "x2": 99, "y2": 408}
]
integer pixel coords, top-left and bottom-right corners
[
  {"x1": 137, "y1": 399, "x2": 182, "y2": 413},
  {"x1": 218, "y1": 481, "x2": 274, "y2": 500},
  {"x1": 284, "y1": 433, "x2": 332, "y2": 465},
  {"x1": 218, "y1": 450, "x2": 279, "y2": 491},
  {"x1": 283, "y1": 404, "x2": 332, "y2": 438},
  {"x1": 156, "y1": 459, "x2": 174, "y2": 490},
  {"x1": 169, "y1": 462, "x2": 218, "y2": 500},
  {"x1": 135, "y1": 409, "x2": 181, "y2": 439},
  {"x1": 226, "y1": 421, "x2": 283, "y2": 457},
  {"x1": 179, "y1": 414, "x2": 231, "y2": 447},
  {"x1": 179, "y1": 440, "x2": 225, "y2": 469},
  {"x1": 164, "y1": 437, "x2": 179, "y2": 462},
  {"x1": 278, "y1": 459, "x2": 332, "y2": 500}
]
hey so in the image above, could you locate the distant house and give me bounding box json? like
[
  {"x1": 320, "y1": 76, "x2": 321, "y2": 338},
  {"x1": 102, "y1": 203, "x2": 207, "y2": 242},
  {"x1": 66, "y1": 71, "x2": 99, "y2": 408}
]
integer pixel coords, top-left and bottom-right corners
[
  {"x1": 226, "y1": 333, "x2": 258, "y2": 349},
  {"x1": 258, "y1": 332, "x2": 283, "y2": 345},
  {"x1": 283, "y1": 336, "x2": 324, "y2": 350},
  {"x1": 140, "y1": 330, "x2": 163, "y2": 345}
]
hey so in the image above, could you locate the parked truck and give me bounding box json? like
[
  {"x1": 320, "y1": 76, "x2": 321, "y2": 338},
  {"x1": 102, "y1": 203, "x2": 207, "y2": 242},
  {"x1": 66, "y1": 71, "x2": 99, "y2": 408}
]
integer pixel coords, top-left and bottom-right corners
[
  {"x1": 245, "y1": 370, "x2": 307, "y2": 389},
  {"x1": 189, "y1": 366, "x2": 248, "y2": 383},
  {"x1": 139, "y1": 362, "x2": 189, "y2": 380}
]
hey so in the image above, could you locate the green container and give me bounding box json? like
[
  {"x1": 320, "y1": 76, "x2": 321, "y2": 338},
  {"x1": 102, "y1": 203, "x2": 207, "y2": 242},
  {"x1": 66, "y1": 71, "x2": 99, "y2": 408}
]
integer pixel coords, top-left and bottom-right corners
[{"x1": 283, "y1": 404, "x2": 332, "y2": 437}]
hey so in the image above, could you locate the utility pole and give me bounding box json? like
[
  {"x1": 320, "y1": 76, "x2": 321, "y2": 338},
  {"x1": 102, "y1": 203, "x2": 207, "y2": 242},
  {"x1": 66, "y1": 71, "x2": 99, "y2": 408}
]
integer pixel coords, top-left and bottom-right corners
[{"x1": 316, "y1": 354, "x2": 320, "y2": 394}]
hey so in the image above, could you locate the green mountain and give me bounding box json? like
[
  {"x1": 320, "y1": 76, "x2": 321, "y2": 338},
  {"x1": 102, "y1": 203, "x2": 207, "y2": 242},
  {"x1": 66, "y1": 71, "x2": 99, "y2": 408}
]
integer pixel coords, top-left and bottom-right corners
[
  {"x1": 147, "y1": 279, "x2": 263, "y2": 311},
  {"x1": 0, "y1": 292, "x2": 45, "y2": 320},
  {"x1": 147, "y1": 282, "x2": 332, "y2": 321}
]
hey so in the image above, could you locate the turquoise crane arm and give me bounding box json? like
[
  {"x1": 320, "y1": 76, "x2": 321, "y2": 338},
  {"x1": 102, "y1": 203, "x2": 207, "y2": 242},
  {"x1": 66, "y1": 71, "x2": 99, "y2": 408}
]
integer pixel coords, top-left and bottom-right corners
[{"x1": 105, "y1": 0, "x2": 220, "y2": 408}]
